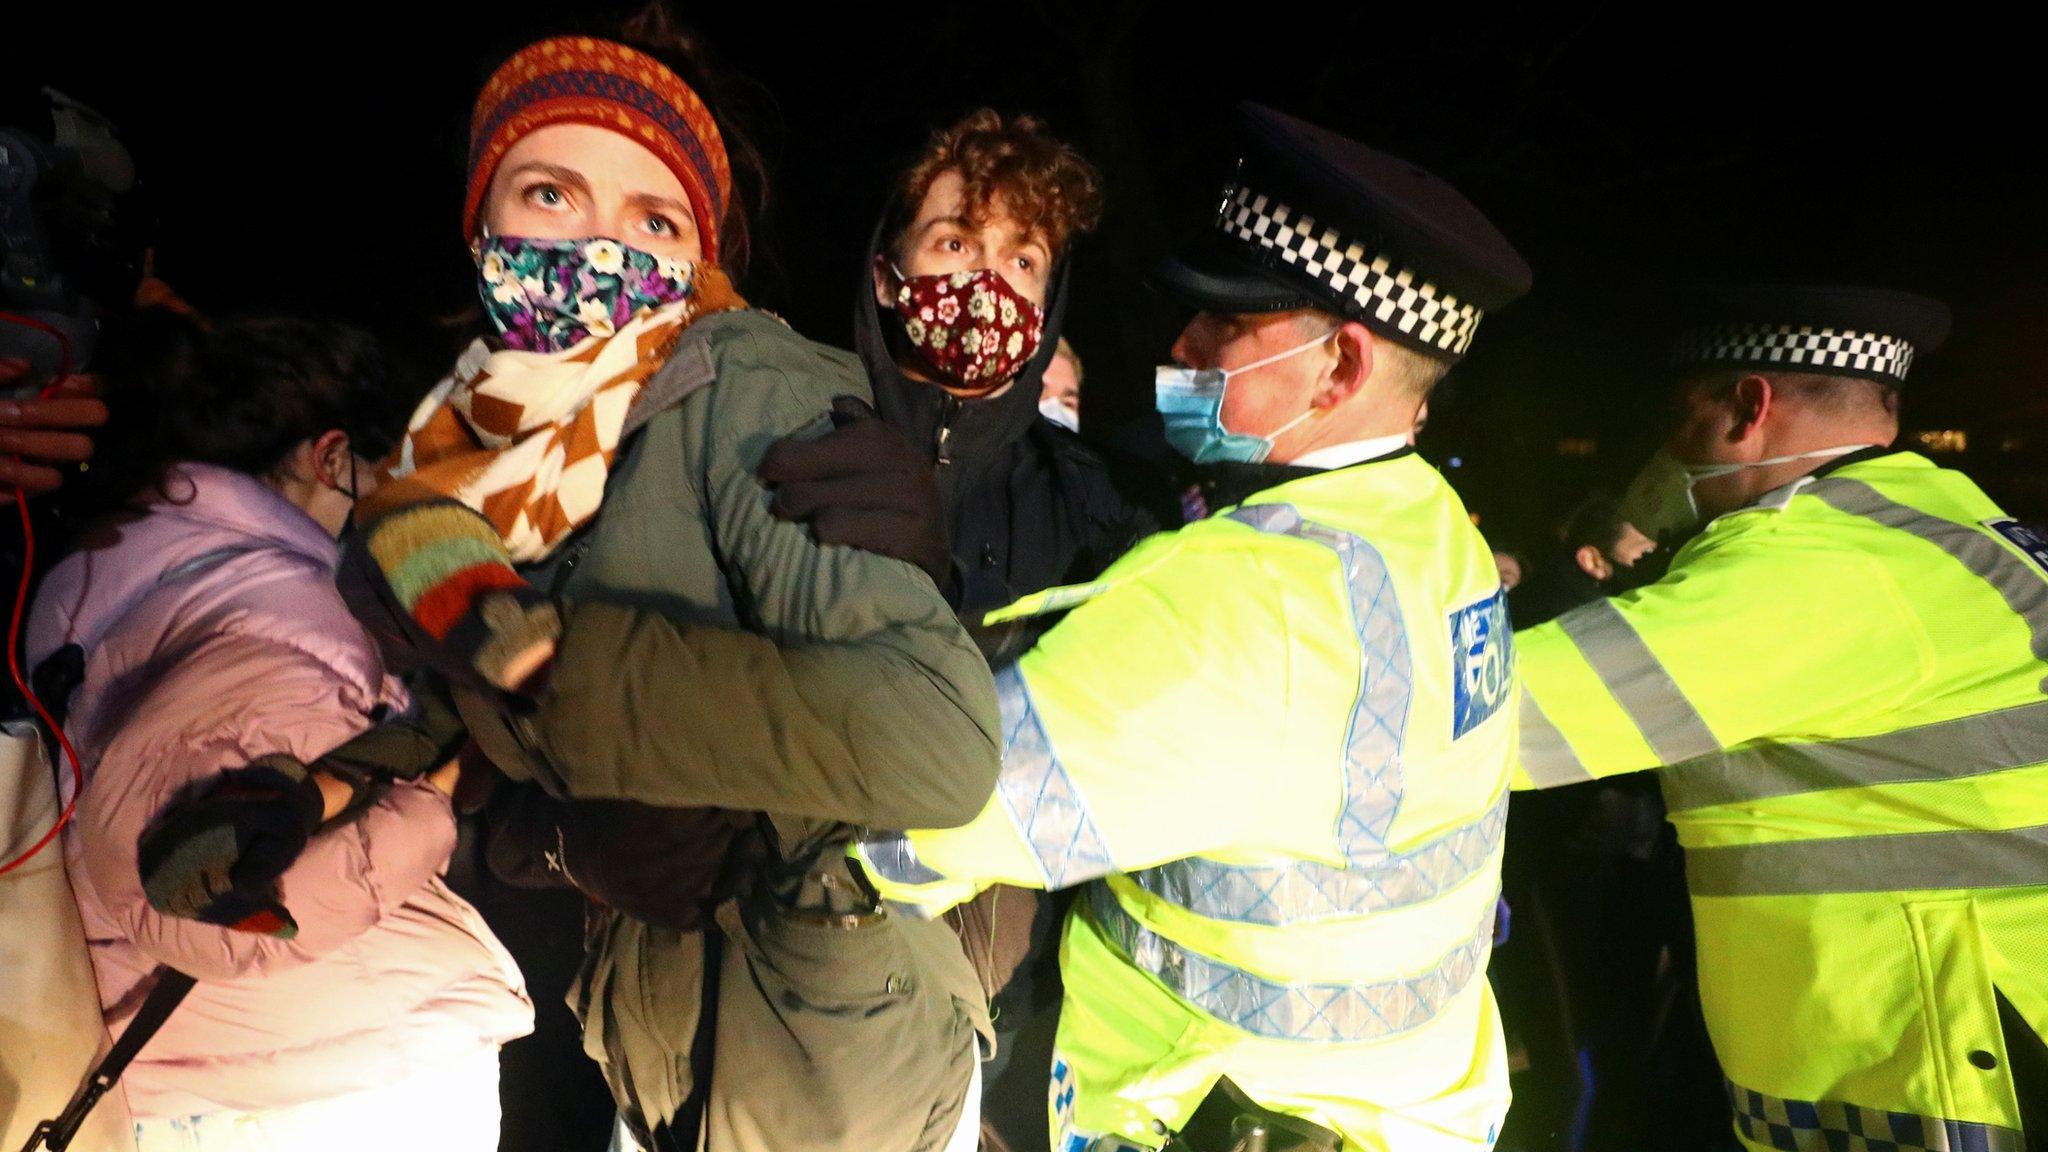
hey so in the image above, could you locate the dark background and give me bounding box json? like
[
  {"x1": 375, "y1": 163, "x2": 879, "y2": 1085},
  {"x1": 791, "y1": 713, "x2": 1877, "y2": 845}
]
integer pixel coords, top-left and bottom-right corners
[{"x1": 12, "y1": 0, "x2": 2048, "y2": 564}]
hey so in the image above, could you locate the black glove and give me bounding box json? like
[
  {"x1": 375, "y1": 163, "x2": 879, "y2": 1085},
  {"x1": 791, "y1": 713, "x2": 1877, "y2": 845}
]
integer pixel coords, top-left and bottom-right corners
[
  {"x1": 137, "y1": 755, "x2": 326, "y2": 938},
  {"x1": 484, "y1": 784, "x2": 757, "y2": 931},
  {"x1": 758, "y1": 396, "x2": 952, "y2": 589}
]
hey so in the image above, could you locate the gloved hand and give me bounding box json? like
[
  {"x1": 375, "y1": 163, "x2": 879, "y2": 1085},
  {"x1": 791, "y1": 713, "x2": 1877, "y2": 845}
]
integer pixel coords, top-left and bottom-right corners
[
  {"x1": 312, "y1": 679, "x2": 470, "y2": 817},
  {"x1": 484, "y1": 784, "x2": 757, "y2": 931},
  {"x1": 341, "y1": 500, "x2": 561, "y2": 697},
  {"x1": 137, "y1": 754, "x2": 326, "y2": 938},
  {"x1": 758, "y1": 396, "x2": 952, "y2": 589}
]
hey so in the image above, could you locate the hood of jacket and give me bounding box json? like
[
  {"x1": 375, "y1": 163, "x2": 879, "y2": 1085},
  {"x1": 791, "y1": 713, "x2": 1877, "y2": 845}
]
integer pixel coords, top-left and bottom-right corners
[{"x1": 854, "y1": 207, "x2": 1073, "y2": 490}]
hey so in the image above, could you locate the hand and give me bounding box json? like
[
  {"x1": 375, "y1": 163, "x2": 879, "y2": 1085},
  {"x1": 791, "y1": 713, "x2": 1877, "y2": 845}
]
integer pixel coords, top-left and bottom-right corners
[
  {"x1": 345, "y1": 503, "x2": 560, "y2": 697},
  {"x1": 312, "y1": 770, "x2": 357, "y2": 818},
  {"x1": 556, "y1": 801, "x2": 756, "y2": 929},
  {"x1": 484, "y1": 785, "x2": 754, "y2": 930},
  {"x1": 426, "y1": 758, "x2": 461, "y2": 798},
  {"x1": 758, "y1": 396, "x2": 952, "y2": 588},
  {"x1": 137, "y1": 755, "x2": 327, "y2": 938},
  {"x1": 448, "y1": 742, "x2": 504, "y2": 815},
  {"x1": 0, "y1": 363, "x2": 108, "y2": 496}
]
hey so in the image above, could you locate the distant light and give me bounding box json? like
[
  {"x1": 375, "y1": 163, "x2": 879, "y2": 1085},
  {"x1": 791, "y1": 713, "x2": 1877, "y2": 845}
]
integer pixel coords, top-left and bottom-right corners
[
  {"x1": 2002, "y1": 435, "x2": 2026, "y2": 454},
  {"x1": 1556, "y1": 437, "x2": 1599, "y2": 458},
  {"x1": 1914, "y1": 429, "x2": 1968, "y2": 454},
  {"x1": 1448, "y1": 456, "x2": 1464, "y2": 468}
]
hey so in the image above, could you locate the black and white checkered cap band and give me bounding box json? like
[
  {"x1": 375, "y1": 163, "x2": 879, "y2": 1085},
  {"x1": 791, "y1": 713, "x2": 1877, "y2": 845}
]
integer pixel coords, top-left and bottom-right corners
[
  {"x1": 1676, "y1": 323, "x2": 1917, "y2": 382},
  {"x1": 1217, "y1": 185, "x2": 1483, "y2": 356}
]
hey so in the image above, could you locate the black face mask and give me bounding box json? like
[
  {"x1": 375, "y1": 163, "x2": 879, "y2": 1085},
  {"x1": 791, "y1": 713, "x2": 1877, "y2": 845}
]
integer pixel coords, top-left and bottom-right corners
[
  {"x1": 332, "y1": 454, "x2": 360, "y2": 502},
  {"x1": 331, "y1": 453, "x2": 365, "y2": 540}
]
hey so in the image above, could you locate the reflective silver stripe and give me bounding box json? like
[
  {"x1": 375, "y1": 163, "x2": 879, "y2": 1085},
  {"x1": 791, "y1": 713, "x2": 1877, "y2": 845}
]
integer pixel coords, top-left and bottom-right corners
[
  {"x1": 1226, "y1": 503, "x2": 1412, "y2": 860},
  {"x1": 1663, "y1": 699, "x2": 2048, "y2": 812},
  {"x1": 1088, "y1": 883, "x2": 1493, "y2": 1043},
  {"x1": 1556, "y1": 598, "x2": 1721, "y2": 765},
  {"x1": 1686, "y1": 822, "x2": 2048, "y2": 897},
  {"x1": 1519, "y1": 689, "x2": 1596, "y2": 788},
  {"x1": 1727, "y1": 1078, "x2": 2026, "y2": 1152},
  {"x1": 1130, "y1": 791, "x2": 1507, "y2": 925},
  {"x1": 1810, "y1": 477, "x2": 2048, "y2": 687},
  {"x1": 857, "y1": 835, "x2": 945, "y2": 887},
  {"x1": 991, "y1": 666, "x2": 1115, "y2": 889}
]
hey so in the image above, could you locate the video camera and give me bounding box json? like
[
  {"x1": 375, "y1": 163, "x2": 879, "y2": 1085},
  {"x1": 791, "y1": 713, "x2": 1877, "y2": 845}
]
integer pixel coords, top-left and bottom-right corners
[{"x1": 0, "y1": 87, "x2": 151, "y2": 393}]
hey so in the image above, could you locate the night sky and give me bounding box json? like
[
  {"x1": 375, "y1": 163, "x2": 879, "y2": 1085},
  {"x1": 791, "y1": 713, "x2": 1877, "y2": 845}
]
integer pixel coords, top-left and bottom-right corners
[{"x1": 14, "y1": 0, "x2": 2046, "y2": 550}]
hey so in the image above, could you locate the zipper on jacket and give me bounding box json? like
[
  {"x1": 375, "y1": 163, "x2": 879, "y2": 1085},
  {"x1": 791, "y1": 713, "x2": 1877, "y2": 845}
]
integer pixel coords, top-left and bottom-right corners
[
  {"x1": 548, "y1": 536, "x2": 595, "y2": 598},
  {"x1": 936, "y1": 395, "x2": 961, "y2": 467}
]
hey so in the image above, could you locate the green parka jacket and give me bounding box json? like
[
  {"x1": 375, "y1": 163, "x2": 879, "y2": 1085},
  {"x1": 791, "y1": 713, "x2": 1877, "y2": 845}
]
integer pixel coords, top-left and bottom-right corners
[{"x1": 459, "y1": 309, "x2": 1001, "y2": 1151}]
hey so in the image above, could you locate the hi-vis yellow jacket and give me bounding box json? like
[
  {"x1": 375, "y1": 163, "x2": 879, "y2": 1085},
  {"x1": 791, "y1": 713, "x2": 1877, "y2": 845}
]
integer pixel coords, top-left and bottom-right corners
[
  {"x1": 1516, "y1": 450, "x2": 2048, "y2": 1151},
  {"x1": 859, "y1": 451, "x2": 1519, "y2": 1152}
]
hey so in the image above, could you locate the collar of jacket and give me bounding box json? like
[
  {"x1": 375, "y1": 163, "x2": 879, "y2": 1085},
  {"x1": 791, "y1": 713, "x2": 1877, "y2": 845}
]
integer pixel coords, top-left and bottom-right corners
[
  {"x1": 1195, "y1": 447, "x2": 1418, "y2": 514},
  {"x1": 1748, "y1": 446, "x2": 1912, "y2": 513},
  {"x1": 1807, "y1": 444, "x2": 1906, "y2": 480},
  {"x1": 151, "y1": 461, "x2": 339, "y2": 569}
]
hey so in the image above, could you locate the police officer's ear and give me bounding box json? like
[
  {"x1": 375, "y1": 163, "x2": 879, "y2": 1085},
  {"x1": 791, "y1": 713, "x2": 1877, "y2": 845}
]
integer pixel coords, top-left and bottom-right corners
[
  {"x1": 1314, "y1": 320, "x2": 1378, "y2": 411},
  {"x1": 1726, "y1": 373, "x2": 1776, "y2": 444},
  {"x1": 1574, "y1": 543, "x2": 1614, "y2": 582}
]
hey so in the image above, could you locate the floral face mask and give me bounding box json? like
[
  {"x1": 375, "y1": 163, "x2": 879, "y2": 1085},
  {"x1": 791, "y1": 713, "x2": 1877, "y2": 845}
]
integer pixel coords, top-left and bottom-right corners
[
  {"x1": 886, "y1": 261, "x2": 1045, "y2": 396},
  {"x1": 477, "y1": 235, "x2": 696, "y2": 354}
]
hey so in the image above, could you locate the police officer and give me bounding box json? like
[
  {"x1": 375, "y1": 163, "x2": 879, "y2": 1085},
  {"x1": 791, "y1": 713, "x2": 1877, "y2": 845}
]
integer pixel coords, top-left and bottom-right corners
[
  {"x1": 859, "y1": 102, "x2": 1532, "y2": 1151},
  {"x1": 1516, "y1": 285, "x2": 2048, "y2": 1148}
]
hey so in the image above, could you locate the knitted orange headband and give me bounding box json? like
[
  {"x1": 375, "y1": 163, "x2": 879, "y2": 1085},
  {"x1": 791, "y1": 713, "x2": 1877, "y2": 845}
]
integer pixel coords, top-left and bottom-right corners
[{"x1": 464, "y1": 36, "x2": 731, "y2": 264}]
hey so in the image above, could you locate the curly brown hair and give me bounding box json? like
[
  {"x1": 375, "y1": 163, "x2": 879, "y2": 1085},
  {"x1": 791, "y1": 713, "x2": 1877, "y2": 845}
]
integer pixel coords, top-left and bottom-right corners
[{"x1": 886, "y1": 109, "x2": 1103, "y2": 263}]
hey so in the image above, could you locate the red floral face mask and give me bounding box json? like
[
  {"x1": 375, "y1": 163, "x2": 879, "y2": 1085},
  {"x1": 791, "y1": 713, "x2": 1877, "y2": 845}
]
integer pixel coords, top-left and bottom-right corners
[{"x1": 886, "y1": 262, "x2": 1046, "y2": 397}]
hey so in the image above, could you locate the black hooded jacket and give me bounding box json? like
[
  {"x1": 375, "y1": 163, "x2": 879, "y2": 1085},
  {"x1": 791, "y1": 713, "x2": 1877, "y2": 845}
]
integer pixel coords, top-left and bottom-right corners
[{"x1": 855, "y1": 217, "x2": 1166, "y2": 667}]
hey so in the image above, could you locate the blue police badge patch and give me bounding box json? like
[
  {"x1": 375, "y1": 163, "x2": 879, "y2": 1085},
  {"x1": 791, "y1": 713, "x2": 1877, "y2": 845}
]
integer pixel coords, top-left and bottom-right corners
[
  {"x1": 1450, "y1": 587, "x2": 1514, "y2": 739},
  {"x1": 1987, "y1": 519, "x2": 2048, "y2": 577}
]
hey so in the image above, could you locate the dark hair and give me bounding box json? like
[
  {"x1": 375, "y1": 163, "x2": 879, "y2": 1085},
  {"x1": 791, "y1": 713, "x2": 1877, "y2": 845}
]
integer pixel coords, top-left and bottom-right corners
[
  {"x1": 617, "y1": 4, "x2": 774, "y2": 282},
  {"x1": 886, "y1": 108, "x2": 1103, "y2": 263},
  {"x1": 70, "y1": 309, "x2": 419, "y2": 518},
  {"x1": 1560, "y1": 491, "x2": 1630, "y2": 557},
  {"x1": 1685, "y1": 367, "x2": 1901, "y2": 419}
]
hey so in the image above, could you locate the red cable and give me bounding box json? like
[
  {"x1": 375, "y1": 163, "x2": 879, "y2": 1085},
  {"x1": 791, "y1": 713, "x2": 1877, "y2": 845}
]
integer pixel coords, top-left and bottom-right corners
[{"x1": 0, "y1": 310, "x2": 88, "y2": 877}]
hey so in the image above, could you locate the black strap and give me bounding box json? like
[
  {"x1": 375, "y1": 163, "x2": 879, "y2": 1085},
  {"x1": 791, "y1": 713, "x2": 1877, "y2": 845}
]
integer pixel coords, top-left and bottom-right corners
[{"x1": 19, "y1": 968, "x2": 196, "y2": 1152}]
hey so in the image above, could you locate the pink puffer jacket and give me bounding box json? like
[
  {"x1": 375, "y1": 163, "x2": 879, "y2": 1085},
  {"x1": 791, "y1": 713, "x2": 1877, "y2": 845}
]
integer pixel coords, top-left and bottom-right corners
[{"x1": 29, "y1": 462, "x2": 533, "y2": 1118}]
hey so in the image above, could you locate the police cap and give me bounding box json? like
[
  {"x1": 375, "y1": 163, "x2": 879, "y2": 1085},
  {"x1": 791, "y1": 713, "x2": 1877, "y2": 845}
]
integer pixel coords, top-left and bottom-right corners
[
  {"x1": 1671, "y1": 284, "x2": 1952, "y2": 387},
  {"x1": 1153, "y1": 102, "x2": 1531, "y2": 362}
]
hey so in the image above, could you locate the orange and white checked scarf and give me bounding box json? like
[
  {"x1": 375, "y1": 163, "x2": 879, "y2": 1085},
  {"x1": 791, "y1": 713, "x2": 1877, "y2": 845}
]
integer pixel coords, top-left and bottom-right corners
[{"x1": 365, "y1": 266, "x2": 743, "y2": 562}]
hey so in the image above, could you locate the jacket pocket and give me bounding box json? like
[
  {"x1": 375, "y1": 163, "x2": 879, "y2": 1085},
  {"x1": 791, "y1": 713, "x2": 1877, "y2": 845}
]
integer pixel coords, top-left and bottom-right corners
[
  {"x1": 1904, "y1": 897, "x2": 2020, "y2": 1125},
  {"x1": 631, "y1": 919, "x2": 711, "y2": 1062},
  {"x1": 717, "y1": 896, "x2": 916, "y2": 1015},
  {"x1": 707, "y1": 899, "x2": 974, "y2": 1152}
]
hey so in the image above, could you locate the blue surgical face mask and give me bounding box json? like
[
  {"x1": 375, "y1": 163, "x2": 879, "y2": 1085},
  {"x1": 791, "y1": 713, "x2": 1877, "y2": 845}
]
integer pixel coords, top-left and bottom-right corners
[{"x1": 1154, "y1": 334, "x2": 1330, "y2": 464}]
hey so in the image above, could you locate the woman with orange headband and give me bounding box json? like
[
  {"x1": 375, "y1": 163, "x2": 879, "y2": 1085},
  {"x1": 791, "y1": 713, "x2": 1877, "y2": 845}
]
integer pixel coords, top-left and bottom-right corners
[{"x1": 138, "y1": 19, "x2": 1002, "y2": 1152}]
